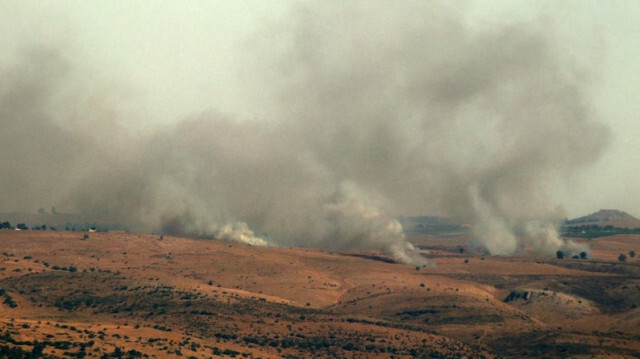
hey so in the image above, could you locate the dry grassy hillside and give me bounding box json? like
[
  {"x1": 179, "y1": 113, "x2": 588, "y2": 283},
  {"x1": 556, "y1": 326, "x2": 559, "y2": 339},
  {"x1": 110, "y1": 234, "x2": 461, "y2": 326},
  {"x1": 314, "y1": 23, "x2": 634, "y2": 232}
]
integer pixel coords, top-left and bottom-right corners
[{"x1": 0, "y1": 230, "x2": 638, "y2": 358}]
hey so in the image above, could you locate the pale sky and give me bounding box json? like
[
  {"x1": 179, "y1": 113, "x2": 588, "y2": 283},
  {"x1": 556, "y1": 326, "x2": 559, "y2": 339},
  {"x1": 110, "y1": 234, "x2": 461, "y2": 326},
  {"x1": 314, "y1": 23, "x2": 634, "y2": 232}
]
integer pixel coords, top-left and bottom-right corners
[{"x1": 1, "y1": 1, "x2": 638, "y2": 218}]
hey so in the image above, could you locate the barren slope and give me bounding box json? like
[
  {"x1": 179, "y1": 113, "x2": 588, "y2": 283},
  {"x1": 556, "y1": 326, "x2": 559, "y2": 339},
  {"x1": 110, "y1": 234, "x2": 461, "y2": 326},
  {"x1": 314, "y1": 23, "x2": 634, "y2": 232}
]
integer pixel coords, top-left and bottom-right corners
[{"x1": 0, "y1": 230, "x2": 638, "y2": 358}]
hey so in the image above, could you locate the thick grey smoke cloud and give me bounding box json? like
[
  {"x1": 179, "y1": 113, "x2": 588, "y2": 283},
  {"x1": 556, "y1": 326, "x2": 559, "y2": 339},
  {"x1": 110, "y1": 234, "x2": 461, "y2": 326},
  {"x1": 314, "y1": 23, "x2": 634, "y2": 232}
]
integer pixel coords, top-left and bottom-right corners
[{"x1": 0, "y1": 2, "x2": 609, "y2": 262}]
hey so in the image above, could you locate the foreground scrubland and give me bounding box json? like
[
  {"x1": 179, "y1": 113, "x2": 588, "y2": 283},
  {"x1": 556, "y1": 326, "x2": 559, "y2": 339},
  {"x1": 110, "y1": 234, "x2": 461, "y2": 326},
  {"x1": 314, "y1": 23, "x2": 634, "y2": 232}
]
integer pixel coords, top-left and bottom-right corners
[{"x1": 0, "y1": 230, "x2": 638, "y2": 358}]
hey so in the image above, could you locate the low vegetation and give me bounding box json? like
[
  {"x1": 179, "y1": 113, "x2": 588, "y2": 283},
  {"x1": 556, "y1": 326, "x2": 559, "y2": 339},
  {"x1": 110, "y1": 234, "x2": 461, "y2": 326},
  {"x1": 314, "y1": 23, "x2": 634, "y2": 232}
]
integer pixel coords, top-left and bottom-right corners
[
  {"x1": 561, "y1": 224, "x2": 640, "y2": 238},
  {"x1": 0, "y1": 229, "x2": 637, "y2": 358}
]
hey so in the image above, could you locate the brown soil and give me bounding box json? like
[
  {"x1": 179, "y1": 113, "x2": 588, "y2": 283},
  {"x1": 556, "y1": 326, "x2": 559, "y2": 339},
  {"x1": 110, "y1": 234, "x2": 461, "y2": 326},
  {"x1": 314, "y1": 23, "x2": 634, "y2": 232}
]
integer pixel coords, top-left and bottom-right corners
[{"x1": 0, "y1": 229, "x2": 638, "y2": 358}]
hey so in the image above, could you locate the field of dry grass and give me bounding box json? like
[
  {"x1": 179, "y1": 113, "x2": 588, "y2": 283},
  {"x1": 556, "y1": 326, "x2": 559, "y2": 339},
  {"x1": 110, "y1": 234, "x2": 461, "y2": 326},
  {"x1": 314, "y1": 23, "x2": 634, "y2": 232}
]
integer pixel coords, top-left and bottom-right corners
[{"x1": 0, "y1": 229, "x2": 638, "y2": 358}]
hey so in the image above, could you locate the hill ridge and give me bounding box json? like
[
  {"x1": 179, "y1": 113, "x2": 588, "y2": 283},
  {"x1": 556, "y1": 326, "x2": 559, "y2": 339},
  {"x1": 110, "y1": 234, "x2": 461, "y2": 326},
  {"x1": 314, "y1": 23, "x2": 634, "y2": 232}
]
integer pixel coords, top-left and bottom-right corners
[{"x1": 567, "y1": 209, "x2": 640, "y2": 228}]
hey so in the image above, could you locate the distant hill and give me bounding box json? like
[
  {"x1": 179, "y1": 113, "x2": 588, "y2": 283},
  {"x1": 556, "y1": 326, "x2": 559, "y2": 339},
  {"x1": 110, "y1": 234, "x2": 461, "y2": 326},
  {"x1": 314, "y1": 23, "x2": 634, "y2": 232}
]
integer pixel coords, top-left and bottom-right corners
[
  {"x1": 399, "y1": 215, "x2": 469, "y2": 235},
  {"x1": 566, "y1": 209, "x2": 640, "y2": 229}
]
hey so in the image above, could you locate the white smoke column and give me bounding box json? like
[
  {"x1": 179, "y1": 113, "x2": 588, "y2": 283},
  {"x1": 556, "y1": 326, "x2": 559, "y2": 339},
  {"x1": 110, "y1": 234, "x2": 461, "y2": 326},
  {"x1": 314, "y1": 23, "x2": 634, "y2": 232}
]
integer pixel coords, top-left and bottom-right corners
[
  {"x1": 157, "y1": 205, "x2": 270, "y2": 246},
  {"x1": 468, "y1": 185, "x2": 518, "y2": 255},
  {"x1": 520, "y1": 221, "x2": 591, "y2": 258},
  {"x1": 318, "y1": 182, "x2": 428, "y2": 265},
  {"x1": 469, "y1": 185, "x2": 591, "y2": 257},
  {"x1": 214, "y1": 222, "x2": 270, "y2": 247}
]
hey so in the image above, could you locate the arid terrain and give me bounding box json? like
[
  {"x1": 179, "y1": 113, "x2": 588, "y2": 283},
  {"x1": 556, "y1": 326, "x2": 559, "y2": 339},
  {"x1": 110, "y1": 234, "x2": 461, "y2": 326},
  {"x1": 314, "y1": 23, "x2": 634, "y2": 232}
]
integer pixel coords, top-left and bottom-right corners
[{"x1": 0, "y1": 229, "x2": 638, "y2": 358}]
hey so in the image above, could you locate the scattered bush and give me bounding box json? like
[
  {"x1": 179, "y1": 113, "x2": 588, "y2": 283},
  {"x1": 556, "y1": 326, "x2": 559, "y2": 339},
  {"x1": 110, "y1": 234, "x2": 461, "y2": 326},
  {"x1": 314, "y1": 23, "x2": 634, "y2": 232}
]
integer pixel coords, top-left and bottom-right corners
[{"x1": 3, "y1": 295, "x2": 17, "y2": 308}]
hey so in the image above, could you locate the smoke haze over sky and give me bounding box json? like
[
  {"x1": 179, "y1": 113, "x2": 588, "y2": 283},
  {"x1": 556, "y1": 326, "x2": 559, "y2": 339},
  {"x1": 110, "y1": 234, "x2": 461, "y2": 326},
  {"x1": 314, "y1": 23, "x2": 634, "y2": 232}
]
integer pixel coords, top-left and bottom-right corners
[{"x1": 1, "y1": 1, "x2": 638, "y2": 260}]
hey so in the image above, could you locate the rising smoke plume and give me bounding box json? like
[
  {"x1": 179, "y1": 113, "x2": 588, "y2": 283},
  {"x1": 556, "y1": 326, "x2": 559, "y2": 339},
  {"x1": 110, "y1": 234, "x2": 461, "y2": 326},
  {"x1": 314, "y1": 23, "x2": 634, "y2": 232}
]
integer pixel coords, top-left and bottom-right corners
[{"x1": 0, "y1": 2, "x2": 609, "y2": 263}]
